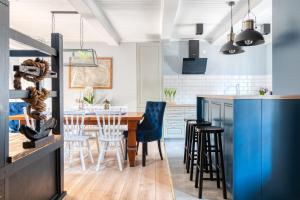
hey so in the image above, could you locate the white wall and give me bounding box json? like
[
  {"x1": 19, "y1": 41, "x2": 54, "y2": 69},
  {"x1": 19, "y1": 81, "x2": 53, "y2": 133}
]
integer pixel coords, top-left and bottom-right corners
[
  {"x1": 162, "y1": 41, "x2": 273, "y2": 103},
  {"x1": 63, "y1": 42, "x2": 137, "y2": 111},
  {"x1": 163, "y1": 41, "x2": 272, "y2": 75}
]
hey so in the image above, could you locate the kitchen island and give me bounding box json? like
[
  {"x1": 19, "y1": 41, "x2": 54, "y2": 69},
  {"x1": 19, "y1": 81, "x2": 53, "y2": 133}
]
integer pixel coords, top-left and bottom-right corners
[{"x1": 197, "y1": 95, "x2": 300, "y2": 200}]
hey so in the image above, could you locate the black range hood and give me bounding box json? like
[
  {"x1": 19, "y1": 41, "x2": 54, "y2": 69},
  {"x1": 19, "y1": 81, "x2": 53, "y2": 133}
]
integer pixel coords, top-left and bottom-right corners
[{"x1": 182, "y1": 40, "x2": 207, "y2": 74}]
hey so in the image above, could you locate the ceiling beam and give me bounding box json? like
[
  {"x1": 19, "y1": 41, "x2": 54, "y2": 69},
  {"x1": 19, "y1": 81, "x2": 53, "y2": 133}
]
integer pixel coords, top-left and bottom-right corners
[
  {"x1": 68, "y1": 0, "x2": 121, "y2": 46},
  {"x1": 205, "y1": 0, "x2": 263, "y2": 44},
  {"x1": 160, "y1": 0, "x2": 180, "y2": 40}
]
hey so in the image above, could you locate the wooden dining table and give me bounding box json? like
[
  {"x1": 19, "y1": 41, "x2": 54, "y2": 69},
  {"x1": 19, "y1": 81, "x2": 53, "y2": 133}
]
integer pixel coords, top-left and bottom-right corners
[{"x1": 9, "y1": 112, "x2": 144, "y2": 167}]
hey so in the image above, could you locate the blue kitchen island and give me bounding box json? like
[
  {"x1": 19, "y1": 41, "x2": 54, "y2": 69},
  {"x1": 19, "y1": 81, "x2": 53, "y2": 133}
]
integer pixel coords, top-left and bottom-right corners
[{"x1": 197, "y1": 95, "x2": 300, "y2": 200}]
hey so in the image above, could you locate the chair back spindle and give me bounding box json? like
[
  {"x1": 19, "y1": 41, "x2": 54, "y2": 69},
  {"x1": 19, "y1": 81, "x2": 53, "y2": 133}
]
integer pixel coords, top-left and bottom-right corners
[
  {"x1": 64, "y1": 111, "x2": 85, "y2": 137},
  {"x1": 94, "y1": 109, "x2": 122, "y2": 140}
]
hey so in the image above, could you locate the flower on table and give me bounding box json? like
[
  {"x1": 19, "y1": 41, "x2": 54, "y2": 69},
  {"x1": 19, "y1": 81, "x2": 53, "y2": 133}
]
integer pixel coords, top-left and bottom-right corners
[{"x1": 83, "y1": 86, "x2": 95, "y2": 104}]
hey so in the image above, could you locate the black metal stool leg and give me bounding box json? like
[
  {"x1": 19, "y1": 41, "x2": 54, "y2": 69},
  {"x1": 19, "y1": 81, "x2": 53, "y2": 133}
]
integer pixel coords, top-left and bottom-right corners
[
  {"x1": 186, "y1": 124, "x2": 192, "y2": 172},
  {"x1": 194, "y1": 132, "x2": 200, "y2": 188},
  {"x1": 214, "y1": 132, "x2": 220, "y2": 188},
  {"x1": 189, "y1": 129, "x2": 196, "y2": 181},
  {"x1": 218, "y1": 132, "x2": 227, "y2": 199},
  {"x1": 183, "y1": 121, "x2": 189, "y2": 164},
  {"x1": 186, "y1": 124, "x2": 194, "y2": 173},
  {"x1": 207, "y1": 132, "x2": 214, "y2": 180},
  {"x1": 198, "y1": 132, "x2": 205, "y2": 199}
]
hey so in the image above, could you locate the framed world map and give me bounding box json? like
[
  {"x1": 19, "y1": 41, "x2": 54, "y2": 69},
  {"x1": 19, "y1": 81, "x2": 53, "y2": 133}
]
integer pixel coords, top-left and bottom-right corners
[{"x1": 69, "y1": 57, "x2": 112, "y2": 89}]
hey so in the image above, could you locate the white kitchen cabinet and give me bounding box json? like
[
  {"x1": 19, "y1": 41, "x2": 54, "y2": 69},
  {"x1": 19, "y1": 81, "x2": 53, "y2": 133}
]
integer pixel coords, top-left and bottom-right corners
[{"x1": 163, "y1": 104, "x2": 196, "y2": 139}]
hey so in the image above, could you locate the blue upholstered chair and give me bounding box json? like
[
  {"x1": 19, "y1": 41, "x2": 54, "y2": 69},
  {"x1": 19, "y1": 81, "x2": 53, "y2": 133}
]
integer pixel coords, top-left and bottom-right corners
[
  {"x1": 9, "y1": 102, "x2": 27, "y2": 132},
  {"x1": 133, "y1": 101, "x2": 166, "y2": 166}
]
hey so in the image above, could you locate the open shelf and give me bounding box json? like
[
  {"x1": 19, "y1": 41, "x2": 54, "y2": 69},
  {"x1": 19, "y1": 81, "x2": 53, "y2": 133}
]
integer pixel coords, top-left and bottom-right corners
[
  {"x1": 9, "y1": 90, "x2": 58, "y2": 99},
  {"x1": 13, "y1": 64, "x2": 57, "y2": 78},
  {"x1": 10, "y1": 50, "x2": 51, "y2": 57},
  {"x1": 8, "y1": 134, "x2": 62, "y2": 163},
  {"x1": 9, "y1": 28, "x2": 57, "y2": 56}
]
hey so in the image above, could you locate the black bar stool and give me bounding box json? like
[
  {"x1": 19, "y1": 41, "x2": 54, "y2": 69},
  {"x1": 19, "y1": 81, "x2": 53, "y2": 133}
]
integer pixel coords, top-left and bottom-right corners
[
  {"x1": 183, "y1": 119, "x2": 197, "y2": 164},
  {"x1": 194, "y1": 126, "x2": 227, "y2": 199},
  {"x1": 188, "y1": 123, "x2": 214, "y2": 181},
  {"x1": 185, "y1": 120, "x2": 211, "y2": 175}
]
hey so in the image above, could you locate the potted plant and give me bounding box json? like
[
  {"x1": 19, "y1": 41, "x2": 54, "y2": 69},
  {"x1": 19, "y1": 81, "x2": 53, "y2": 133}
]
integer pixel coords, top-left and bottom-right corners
[
  {"x1": 164, "y1": 88, "x2": 176, "y2": 103},
  {"x1": 259, "y1": 87, "x2": 268, "y2": 96}
]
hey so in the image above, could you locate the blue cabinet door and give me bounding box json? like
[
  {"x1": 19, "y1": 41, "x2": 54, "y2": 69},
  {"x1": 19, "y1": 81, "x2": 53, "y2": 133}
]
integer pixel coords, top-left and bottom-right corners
[
  {"x1": 262, "y1": 100, "x2": 300, "y2": 200},
  {"x1": 224, "y1": 103, "x2": 233, "y2": 193},
  {"x1": 234, "y1": 100, "x2": 262, "y2": 200}
]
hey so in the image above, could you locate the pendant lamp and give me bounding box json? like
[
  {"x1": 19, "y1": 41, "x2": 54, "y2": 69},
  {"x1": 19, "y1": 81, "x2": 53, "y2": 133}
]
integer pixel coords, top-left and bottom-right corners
[
  {"x1": 220, "y1": 1, "x2": 244, "y2": 55},
  {"x1": 64, "y1": 17, "x2": 98, "y2": 67},
  {"x1": 235, "y1": 0, "x2": 265, "y2": 46},
  {"x1": 51, "y1": 11, "x2": 98, "y2": 67}
]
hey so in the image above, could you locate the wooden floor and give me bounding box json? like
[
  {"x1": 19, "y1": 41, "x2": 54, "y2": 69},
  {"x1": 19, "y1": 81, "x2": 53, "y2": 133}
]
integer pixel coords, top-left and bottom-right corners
[{"x1": 64, "y1": 141, "x2": 175, "y2": 200}]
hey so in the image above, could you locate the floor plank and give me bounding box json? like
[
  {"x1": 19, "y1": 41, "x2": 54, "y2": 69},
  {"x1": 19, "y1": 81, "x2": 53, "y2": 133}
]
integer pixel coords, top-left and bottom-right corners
[
  {"x1": 64, "y1": 140, "x2": 174, "y2": 200},
  {"x1": 155, "y1": 143, "x2": 174, "y2": 200}
]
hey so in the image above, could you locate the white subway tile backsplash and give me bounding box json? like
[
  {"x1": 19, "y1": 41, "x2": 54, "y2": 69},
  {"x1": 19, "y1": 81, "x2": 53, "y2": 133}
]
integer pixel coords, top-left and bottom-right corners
[{"x1": 163, "y1": 75, "x2": 272, "y2": 104}]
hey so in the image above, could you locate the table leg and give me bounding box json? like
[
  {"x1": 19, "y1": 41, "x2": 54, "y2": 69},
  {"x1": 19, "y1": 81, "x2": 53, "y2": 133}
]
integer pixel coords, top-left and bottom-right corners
[{"x1": 127, "y1": 120, "x2": 138, "y2": 167}]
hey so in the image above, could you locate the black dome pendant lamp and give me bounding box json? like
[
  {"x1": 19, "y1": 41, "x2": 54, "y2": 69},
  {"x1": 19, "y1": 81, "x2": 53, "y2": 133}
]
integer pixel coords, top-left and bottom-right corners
[
  {"x1": 220, "y1": 1, "x2": 244, "y2": 55},
  {"x1": 235, "y1": 0, "x2": 265, "y2": 46}
]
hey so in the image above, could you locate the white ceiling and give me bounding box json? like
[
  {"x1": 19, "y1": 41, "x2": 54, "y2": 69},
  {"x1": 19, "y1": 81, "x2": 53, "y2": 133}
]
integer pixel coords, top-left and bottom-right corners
[
  {"x1": 9, "y1": 0, "x2": 109, "y2": 44},
  {"x1": 9, "y1": 0, "x2": 272, "y2": 45},
  {"x1": 173, "y1": 0, "x2": 229, "y2": 39},
  {"x1": 96, "y1": 0, "x2": 162, "y2": 42}
]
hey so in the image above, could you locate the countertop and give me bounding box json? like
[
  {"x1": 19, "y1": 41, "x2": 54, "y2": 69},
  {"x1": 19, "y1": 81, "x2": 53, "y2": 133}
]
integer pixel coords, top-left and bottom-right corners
[{"x1": 197, "y1": 95, "x2": 300, "y2": 100}]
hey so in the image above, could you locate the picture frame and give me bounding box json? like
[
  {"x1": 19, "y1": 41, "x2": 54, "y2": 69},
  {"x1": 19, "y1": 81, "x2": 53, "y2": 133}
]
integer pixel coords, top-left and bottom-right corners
[{"x1": 69, "y1": 57, "x2": 112, "y2": 89}]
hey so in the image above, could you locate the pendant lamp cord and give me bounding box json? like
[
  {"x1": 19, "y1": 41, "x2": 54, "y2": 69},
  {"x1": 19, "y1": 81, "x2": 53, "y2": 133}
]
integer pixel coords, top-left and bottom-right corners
[
  {"x1": 230, "y1": 3, "x2": 233, "y2": 33},
  {"x1": 51, "y1": 13, "x2": 55, "y2": 33},
  {"x1": 243, "y1": 0, "x2": 257, "y2": 28},
  {"x1": 80, "y1": 17, "x2": 84, "y2": 49},
  {"x1": 248, "y1": 0, "x2": 250, "y2": 18}
]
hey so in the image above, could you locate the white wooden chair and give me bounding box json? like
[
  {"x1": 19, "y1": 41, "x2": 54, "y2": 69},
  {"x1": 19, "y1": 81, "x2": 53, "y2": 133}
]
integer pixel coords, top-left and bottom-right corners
[
  {"x1": 64, "y1": 111, "x2": 94, "y2": 171},
  {"x1": 83, "y1": 107, "x2": 101, "y2": 153},
  {"x1": 94, "y1": 109, "x2": 125, "y2": 171}
]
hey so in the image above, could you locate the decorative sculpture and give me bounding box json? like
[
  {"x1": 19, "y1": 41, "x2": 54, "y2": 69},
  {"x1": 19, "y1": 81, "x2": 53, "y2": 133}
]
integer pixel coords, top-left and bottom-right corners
[
  {"x1": 19, "y1": 117, "x2": 57, "y2": 148},
  {"x1": 13, "y1": 58, "x2": 51, "y2": 120},
  {"x1": 19, "y1": 117, "x2": 57, "y2": 141},
  {"x1": 13, "y1": 58, "x2": 58, "y2": 148}
]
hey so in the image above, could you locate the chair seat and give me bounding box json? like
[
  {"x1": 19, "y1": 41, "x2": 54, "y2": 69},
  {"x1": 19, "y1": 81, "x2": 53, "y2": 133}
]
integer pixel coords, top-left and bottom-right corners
[
  {"x1": 98, "y1": 134, "x2": 124, "y2": 142},
  {"x1": 65, "y1": 135, "x2": 90, "y2": 142},
  {"x1": 120, "y1": 125, "x2": 128, "y2": 131},
  {"x1": 195, "y1": 126, "x2": 224, "y2": 133},
  {"x1": 84, "y1": 127, "x2": 99, "y2": 132}
]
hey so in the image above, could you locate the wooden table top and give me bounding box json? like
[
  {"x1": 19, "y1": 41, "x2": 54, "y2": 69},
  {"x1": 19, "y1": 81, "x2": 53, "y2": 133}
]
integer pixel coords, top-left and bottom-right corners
[{"x1": 9, "y1": 112, "x2": 144, "y2": 121}]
